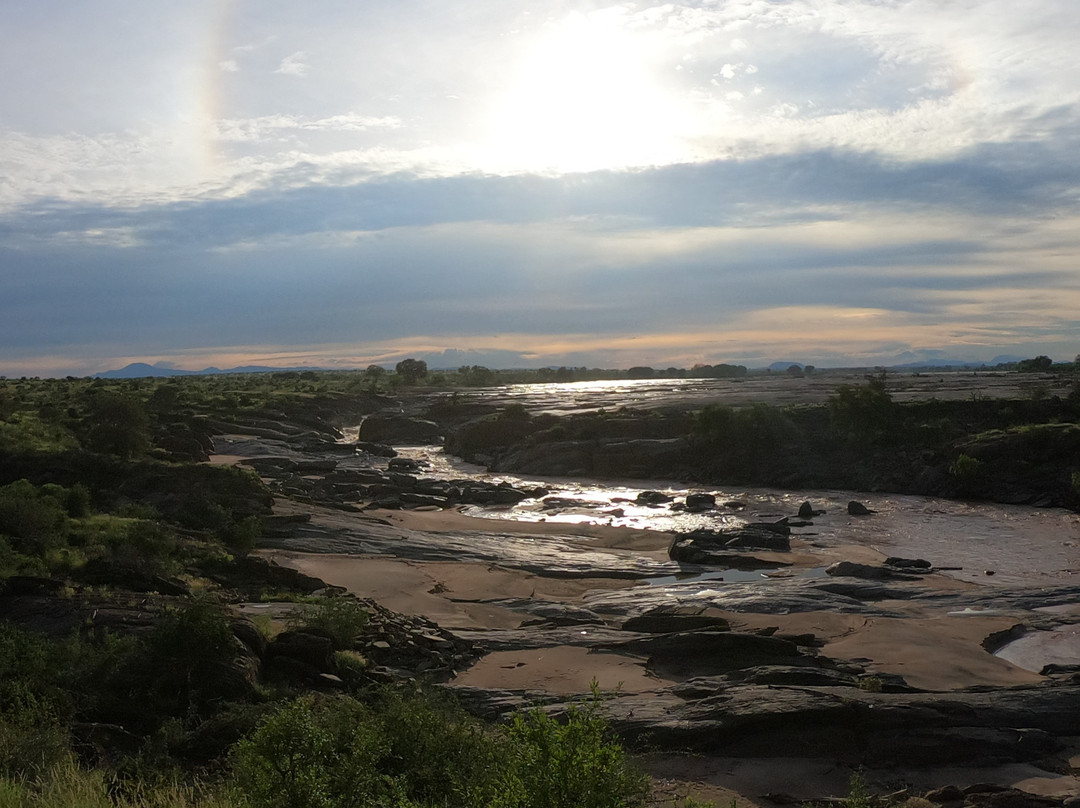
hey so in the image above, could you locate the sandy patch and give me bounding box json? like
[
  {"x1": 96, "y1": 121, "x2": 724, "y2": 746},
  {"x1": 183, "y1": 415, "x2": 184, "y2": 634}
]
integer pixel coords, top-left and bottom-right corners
[
  {"x1": 641, "y1": 753, "x2": 1080, "y2": 804},
  {"x1": 823, "y1": 615, "x2": 1043, "y2": 690},
  {"x1": 451, "y1": 645, "x2": 663, "y2": 696},
  {"x1": 263, "y1": 551, "x2": 631, "y2": 630}
]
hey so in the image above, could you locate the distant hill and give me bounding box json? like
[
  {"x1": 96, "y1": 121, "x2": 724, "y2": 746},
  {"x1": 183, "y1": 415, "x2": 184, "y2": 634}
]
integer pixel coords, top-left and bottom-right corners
[{"x1": 95, "y1": 363, "x2": 329, "y2": 378}]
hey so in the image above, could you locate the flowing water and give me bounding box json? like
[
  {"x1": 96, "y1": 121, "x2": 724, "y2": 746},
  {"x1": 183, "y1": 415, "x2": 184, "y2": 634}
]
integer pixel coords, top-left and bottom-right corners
[
  {"x1": 389, "y1": 443, "x2": 1080, "y2": 589},
  {"x1": 353, "y1": 377, "x2": 1080, "y2": 666}
]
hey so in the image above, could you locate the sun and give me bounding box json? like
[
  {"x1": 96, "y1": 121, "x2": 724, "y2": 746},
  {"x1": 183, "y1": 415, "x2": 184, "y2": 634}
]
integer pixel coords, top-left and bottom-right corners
[{"x1": 480, "y1": 12, "x2": 691, "y2": 174}]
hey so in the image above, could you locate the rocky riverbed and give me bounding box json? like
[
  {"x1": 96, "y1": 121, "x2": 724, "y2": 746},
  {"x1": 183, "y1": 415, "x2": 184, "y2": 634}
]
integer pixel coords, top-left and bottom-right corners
[{"x1": 204, "y1": 392, "x2": 1080, "y2": 807}]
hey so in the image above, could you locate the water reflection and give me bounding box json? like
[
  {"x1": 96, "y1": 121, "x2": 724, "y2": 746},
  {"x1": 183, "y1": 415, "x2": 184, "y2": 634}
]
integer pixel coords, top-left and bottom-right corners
[{"x1": 394, "y1": 445, "x2": 1080, "y2": 589}]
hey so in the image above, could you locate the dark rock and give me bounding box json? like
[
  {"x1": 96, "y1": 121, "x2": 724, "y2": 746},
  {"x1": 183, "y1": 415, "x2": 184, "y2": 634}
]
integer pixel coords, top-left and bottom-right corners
[
  {"x1": 885, "y1": 556, "x2": 932, "y2": 569},
  {"x1": 267, "y1": 631, "x2": 335, "y2": 671},
  {"x1": 1041, "y1": 663, "x2": 1080, "y2": 676},
  {"x1": 517, "y1": 602, "x2": 605, "y2": 627},
  {"x1": 723, "y1": 665, "x2": 858, "y2": 688},
  {"x1": 240, "y1": 456, "x2": 299, "y2": 472},
  {"x1": 814, "y1": 581, "x2": 912, "y2": 600},
  {"x1": 206, "y1": 655, "x2": 260, "y2": 701},
  {"x1": 797, "y1": 501, "x2": 825, "y2": 518},
  {"x1": 925, "y1": 785, "x2": 965, "y2": 803},
  {"x1": 826, "y1": 561, "x2": 891, "y2": 580},
  {"x1": 354, "y1": 440, "x2": 397, "y2": 457},
  {"x1": 847, "y1": 500, "x2": 873, "y2": 515},
  {"x1": 231, "y1": 616, "x2": 266, "y2": 657},
  {"x1": 155, "y1": 433, "x2": 211, "y2": 462},
  {"x1": 294, "y1": 460, "x2": 339, "y2": 474},
  {"x1": 636, "y1": 490, "x2": 674, "y2": 505},
  {"x1": 592, "y1": 439, "x2": 688, "y2": 478},
  {"x1": 360, "y1": 414, "x2": 443, "y2": 445},
  {"x1": 962, "y1": 787, "x2": 1062, "y2": 808},
  {"x1": 601, "y1": 630, "x2": 804, "y2": 676},
  {"x1": 1, "y1": 576, "x2": 67, "y2": 595},
  {"x1": 669, "y1": 525, "x2": 791, "y2": 561},
  {"x1": 684, "y1": 493, "x2": 717, "y2": 511},
  {"x1": 621, "y1": 605, "x2": 730, "y2": 634}
]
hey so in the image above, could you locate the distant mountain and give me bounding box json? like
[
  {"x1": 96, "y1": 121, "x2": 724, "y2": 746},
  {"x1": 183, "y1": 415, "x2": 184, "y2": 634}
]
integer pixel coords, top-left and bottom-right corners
[{"x1": 95, "y1": 363, "x2": 329, "y2": 378}]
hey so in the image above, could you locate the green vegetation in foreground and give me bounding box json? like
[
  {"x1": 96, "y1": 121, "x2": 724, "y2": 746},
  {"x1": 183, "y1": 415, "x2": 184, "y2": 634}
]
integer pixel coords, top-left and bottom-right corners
[{"x1": 0, "y1": 374, "x2": 655, "y2": 807}]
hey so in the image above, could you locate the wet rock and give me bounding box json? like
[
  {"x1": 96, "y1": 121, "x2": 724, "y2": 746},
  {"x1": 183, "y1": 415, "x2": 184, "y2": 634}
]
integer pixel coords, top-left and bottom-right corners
[
  {"x1": 592, "y1": 439, "x2": 688, "y2": 478},
  {"x1": 669, "y1": 525, "x2": 791, "y2": 561},
  {"x1": 826, "y1": 561, "x2": 892, "y2": 580},
  {"x1": 885, "y1": 556, "x2": 932, "y2": 570},
  {"x1": 354, "y1": 440, "x2": 397, "y2": 457},
  {"x1": 387, "y1": 457, "x2": 423, "y2": 472},
  {"x1": 684, "y1": 493, "x2": 717, "y2": 511},
  {"x1": 541, "y1": 496, "x2": 598, "y2": 510},
  {"x1": 847, "y1": 500, "x2": 873, "y2": 515},
  {"x1": 636, "y1": 490, "x2": 674, "y2": 506},
  {"x1": 797, "y1": 501, "x2": 824, "y2": 518}
]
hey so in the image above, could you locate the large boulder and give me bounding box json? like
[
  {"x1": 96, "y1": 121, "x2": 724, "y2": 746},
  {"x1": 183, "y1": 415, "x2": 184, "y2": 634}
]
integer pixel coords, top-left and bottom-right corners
[
  {"x1": 602, "y1": 630, "x2": 804, "y2": 676},
  {"x1": 359, "y1": 415, "x2": 443, "y2": 445}
]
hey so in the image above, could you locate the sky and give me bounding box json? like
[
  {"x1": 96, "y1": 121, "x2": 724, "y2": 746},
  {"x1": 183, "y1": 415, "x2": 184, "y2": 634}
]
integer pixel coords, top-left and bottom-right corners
[{"x1": 2, "y1": 0, "x2": 1079, "y2": 376}]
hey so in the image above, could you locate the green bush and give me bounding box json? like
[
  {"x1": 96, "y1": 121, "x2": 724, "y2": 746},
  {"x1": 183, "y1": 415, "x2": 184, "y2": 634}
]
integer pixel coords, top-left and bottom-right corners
[
  {"x1": 141, "y1": 599, "x2": 243, "y2": 719},
  {"x1": 0, "y1": 479, "x2": 70, "y2": 556},
  {"x1": 287, "y1": 598, "x2": 369, "y2": 651},
  {"x1": 948, "y1": 453, "x2": 985, "y2": 496},
  {"x1": 828, "y1": 372, "x2": 896, "y2": 444},
  {"x1": 504, "y1": 698, "x2": 648, "y2": 808},
  {"x1": 230, "y1": 689, "x2": 648, "y2": 808},
  {"x1": 231, "y1": 696, "x2": 400, "y2": 808},
  {"x1": 0, "y1": 694, "x2": 71, "y2": 780}
]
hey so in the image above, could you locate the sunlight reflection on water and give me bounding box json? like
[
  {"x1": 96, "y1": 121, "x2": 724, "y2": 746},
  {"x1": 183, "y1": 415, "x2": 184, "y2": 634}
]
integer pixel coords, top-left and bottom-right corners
[{"x1": 395, "y1": 445, "x2": 1080, "y2": 588}]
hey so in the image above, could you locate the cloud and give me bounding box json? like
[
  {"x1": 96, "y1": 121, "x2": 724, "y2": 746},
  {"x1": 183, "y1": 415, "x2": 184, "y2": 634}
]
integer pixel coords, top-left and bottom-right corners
[
  {"x1": 275, "y1": 51, "x2": 310, "y2": 76},
  {"x1": 1, "y1": 1, "x2": 1078, "y2": 375}
]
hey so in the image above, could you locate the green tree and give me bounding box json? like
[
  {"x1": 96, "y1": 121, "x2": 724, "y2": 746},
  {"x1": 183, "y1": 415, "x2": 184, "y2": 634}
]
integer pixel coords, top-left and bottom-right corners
[
  {"x1": 1016, "y1": 355, "x2": 1053, "y2": 372},
  {"x1": 828, "y1": 371, "x2": 895, "y2": 444},
  {"x1": 394, "y1": 358, "x2": 428, "y2": 385},
  {"x1": 82, "y1": 392, "x2": 150, "y2": 458}
]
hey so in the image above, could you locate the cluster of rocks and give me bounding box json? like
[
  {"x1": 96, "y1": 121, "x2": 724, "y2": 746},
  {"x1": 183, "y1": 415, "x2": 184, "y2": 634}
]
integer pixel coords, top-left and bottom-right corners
[
  {"x1": 668, "y1": 522, "x2": 793, "y2": 564},
  {"x1": 259, "y1": 599, "x2": 481, "y2": 689},
  {"x1": 238, "y1": 453, "x2": 545, "y2": 512}
]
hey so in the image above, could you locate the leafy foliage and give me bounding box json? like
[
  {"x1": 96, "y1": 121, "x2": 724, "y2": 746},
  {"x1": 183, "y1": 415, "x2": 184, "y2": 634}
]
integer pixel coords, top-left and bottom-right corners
[
  {"x1": 504, "y1": 698, "x2": 649, "y2": 808},
  {"x1": 828, "y1": 372, "x2": 895, "y2": 445}
]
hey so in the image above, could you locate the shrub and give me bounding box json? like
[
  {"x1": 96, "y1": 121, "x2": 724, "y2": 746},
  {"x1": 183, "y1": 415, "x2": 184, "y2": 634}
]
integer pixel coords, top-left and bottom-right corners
[
  {"x1": 828, "y1": 372, "x2": 895, "y2": 444},
  {"x1": 504, "y1": 696, "x2": 649, "y2": 808},
  {"x1": 287, "y1": 598, "x2": 368, "y2": 651},
  {"x1": 948, "y1": 453, "x2": 985, "y2": 495},
  {"x1": 0, "y1": 479, "x2": 69, "y2": 556},
  {"x1": 0, "y1": 694, "x2": 72, "y2": 780},
  {"x1": 231, "y1": 696, "x2": 399, "y2": 808}
]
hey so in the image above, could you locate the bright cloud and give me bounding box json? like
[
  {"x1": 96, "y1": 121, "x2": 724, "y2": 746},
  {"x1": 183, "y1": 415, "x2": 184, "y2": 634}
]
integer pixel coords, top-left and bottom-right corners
[{"x1": 0, "y1": 1, "x2": 1078, "y2": 375}]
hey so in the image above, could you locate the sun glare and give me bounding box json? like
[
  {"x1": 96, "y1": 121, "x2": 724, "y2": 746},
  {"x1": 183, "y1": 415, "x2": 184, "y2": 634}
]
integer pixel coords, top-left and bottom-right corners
[{"x1": 481, "y1": 13, "x2": 691, "y2": 173}]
